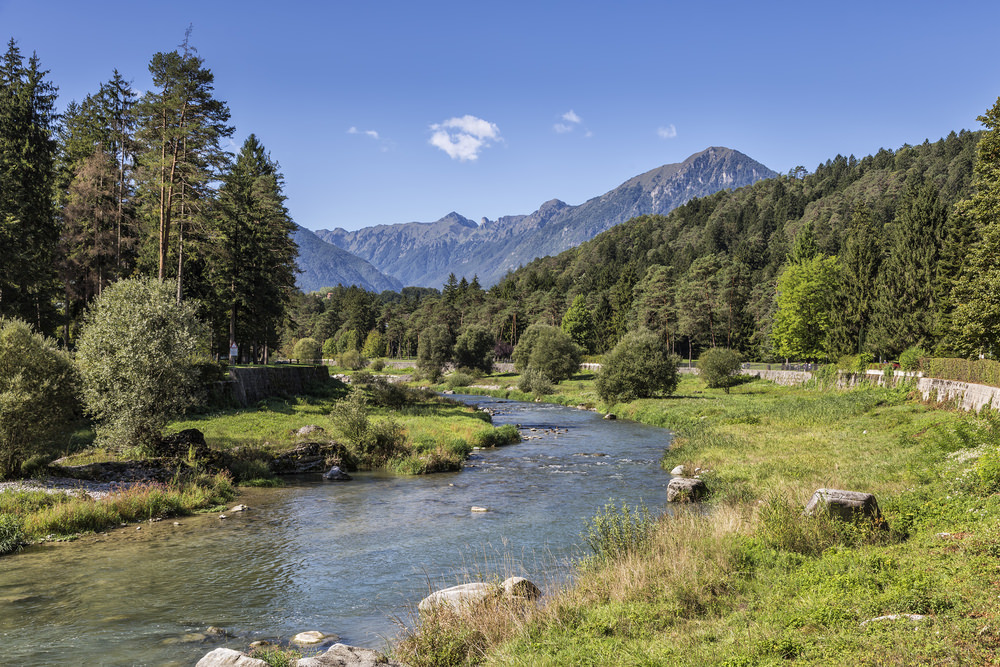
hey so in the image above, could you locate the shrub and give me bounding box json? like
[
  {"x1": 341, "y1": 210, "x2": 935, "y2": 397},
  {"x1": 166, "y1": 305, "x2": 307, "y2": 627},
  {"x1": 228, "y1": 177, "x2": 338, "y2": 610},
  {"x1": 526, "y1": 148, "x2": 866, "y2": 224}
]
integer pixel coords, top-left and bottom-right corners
[
  {"x1": 517, "y1": 368, "x2": 553, "y2": 395},
  {"x1": 293, "y1": 337, "x2": 322, "y2": 364},
  {"x1": 445, "y1": 371, "x2": 474, "y2": 389},
  {"x1": 475, "y1": 424, "x2": 521, "y2": 448},
  {"x1": 697, "y1": 347, "x2": 744, "y2": 393},
  {"x1": 899, "y1": 345, "x2": 927, "y2": 371},
  {"x1": 322, "y1": 336, "x2": 337, "y2": 359},
  {"x1": 330, "y1": 387, "x2": 408, "y2": 467},
  {"x1": 856, "y1": 352, "x2": 875, "y2": 372},
  {"x1": 370, "y1": 358, "x2": 385, "y2": 372},
  {"x1": 336, "y1": 348, "x2": 365, "y2": 370},
  {"x1": 927, "y1": 357, "x2": 1000, "y2": 387},
  {"x1": 361, "y1": 329, "x2": 387, "y2": 358},
  {"x1": 582, "y1": 500, "x2": 655, "y2": 563},
  {"x1": 596, "y1": 330, "x2": 679, "y2": 403},
  {"x1": 453, "y1": 325, "x2": 494, "y2": 373},
  {"x1": 512, "y1": 323, "x2": 581, "y2": 383},
  {"x1": 0, "y1": 318, "x2": 78, "y2": 479},
  {"x1": 0, "y1": 513, "x2": 25, "y2": 555},
  {"x1": 76, "y1": 277, "x2": 209, "y2": 453}
]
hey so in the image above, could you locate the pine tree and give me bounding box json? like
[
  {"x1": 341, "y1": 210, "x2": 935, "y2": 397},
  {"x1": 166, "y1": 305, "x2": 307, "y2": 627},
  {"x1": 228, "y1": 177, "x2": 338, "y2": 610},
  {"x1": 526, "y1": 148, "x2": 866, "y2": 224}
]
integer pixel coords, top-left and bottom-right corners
[
  {"x1": 0, "y1": 40, "x2": 59, "y2": 333},
  {"x1": 215, "y1": 134, "x2": 297, "y2": 362},
  {"x1": 135, "y1": 32, "x2": 233, "y2": 300},
  {"x1": 828, "y1": 203, "x2": 883, "y2": 356},
  {"x1": 950, "y1": 96, "x2": 1000, "y2": 357}
]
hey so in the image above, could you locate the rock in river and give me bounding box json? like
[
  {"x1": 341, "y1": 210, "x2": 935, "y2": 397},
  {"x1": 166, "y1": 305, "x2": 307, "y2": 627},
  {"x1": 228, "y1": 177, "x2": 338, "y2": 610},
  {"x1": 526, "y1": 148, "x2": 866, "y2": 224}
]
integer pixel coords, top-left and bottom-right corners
[{"x1": 322, "y1": 466, "x2": 352, "y2": 481}]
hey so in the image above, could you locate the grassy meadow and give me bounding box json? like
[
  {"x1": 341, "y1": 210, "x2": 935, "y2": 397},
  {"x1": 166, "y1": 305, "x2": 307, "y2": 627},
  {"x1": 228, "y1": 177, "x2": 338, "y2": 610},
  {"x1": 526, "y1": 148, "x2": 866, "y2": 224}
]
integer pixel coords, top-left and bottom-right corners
[{"x1": 398, "y1": 372, "x2": 1000, "y2": 666}]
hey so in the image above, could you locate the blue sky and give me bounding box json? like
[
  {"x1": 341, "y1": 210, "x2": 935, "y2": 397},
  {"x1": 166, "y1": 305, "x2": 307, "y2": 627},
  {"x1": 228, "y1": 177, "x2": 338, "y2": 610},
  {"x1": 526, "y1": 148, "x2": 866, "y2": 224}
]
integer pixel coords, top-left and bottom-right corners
[{"x1": 2, "y1": 0, "x2": 998, "y2": 231}]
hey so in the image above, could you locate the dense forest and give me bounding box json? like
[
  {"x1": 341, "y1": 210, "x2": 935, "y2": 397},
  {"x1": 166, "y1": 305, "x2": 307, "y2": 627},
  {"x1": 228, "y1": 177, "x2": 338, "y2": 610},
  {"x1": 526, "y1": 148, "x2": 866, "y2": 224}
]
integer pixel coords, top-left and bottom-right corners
[
  {"x1": 0, "y1": 36, "x2": 297, "y2": 362},
  {"x1": 287, "y1": 120, "x2": 1000, "y2": 364},
  {"x1": 3, "y1": 32, "x2": 1000, "y2": 366}
]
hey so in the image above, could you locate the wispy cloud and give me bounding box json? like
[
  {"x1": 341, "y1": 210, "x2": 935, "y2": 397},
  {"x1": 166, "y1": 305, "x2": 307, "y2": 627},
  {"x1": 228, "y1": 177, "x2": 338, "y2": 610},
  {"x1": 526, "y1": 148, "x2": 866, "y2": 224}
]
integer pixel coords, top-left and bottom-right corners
[
  {"x1": 429, "y1": 115, "x2": 501, "y2": 161},
  {"x1": 554, "y1": 109, "x2": 591, "y2": 137},
  {"x1": 348, "y1": 126, "x2": 380, "y2": 140},
  {"x1": 657, "y1": 124, "x2": 678, "y2": 139}
]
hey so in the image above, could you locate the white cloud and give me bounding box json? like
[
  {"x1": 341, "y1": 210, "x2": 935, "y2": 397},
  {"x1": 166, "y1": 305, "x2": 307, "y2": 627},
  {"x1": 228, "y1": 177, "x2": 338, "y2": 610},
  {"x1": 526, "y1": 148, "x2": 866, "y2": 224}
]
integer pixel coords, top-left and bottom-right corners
[
  {"x1": 365, "y1": 130, "x2": 379, "y2": 139},
  {"x1": 657, "y1": 124, "x2": 678, "y2": 139},
  {"x1": 554, "y1": 123, "x2": 574, "y2": 134},
  {"x1": 429, "y1": 115, "x2": 501, "y2": 161},
  {"x1": 562, "y1": 110, "x2": 582, "y2": 124},
  {"x1": 348, "y1": 126, "x2": 380, "y2": 140},
  {"x1": 555, "y1": 109, "x2": 591, "y2": 136}
]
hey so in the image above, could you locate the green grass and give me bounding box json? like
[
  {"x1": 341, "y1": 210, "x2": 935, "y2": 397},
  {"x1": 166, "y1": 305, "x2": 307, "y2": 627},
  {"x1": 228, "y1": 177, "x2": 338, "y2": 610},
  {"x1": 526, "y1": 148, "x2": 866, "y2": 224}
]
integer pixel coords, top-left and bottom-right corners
[{"x1": 398, "y1": 371, "x2": 1000, "y2": 666}]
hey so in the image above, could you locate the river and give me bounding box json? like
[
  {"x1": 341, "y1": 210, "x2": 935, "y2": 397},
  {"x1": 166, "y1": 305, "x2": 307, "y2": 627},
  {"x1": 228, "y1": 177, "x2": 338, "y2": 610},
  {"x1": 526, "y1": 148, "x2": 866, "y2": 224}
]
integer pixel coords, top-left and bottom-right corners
[{"x1": 0, "y1": 396, "x2": 672, "y2": 665}]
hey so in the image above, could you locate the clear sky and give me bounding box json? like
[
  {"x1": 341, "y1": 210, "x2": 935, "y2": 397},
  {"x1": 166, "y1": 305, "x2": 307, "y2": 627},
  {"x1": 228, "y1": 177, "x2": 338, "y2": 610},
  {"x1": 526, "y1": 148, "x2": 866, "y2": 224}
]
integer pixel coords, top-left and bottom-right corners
[{"x1": 2, "y1": 0, "x2": 998, "y2": 232}]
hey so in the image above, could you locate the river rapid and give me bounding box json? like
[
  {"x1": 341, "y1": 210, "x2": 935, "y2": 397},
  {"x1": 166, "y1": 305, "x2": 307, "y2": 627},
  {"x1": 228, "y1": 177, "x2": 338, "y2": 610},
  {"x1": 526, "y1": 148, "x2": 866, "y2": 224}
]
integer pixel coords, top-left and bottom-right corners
[{"x1": 0, "y1": 396, "x2": 672, "y2": 665}]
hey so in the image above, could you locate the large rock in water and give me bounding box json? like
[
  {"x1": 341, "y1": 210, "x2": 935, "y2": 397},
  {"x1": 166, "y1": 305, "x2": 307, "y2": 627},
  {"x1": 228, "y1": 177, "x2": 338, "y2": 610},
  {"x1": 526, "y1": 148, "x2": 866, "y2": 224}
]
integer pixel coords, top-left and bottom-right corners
[
  {"x1": 322, "y1": 466, "x2": 352, "y2": 481},
  {"x1": 666, "y1": 477, "x2": 708, "y2": 502},
  {"x1": 296, "y1": 642, "x2": 410, "y2": 666},
  {"x1": 805, "y1": 488, "x2": 882, "y2": 522},
  {"x1": 195, "y1": 648, "x2": 268, "y2": 667}
]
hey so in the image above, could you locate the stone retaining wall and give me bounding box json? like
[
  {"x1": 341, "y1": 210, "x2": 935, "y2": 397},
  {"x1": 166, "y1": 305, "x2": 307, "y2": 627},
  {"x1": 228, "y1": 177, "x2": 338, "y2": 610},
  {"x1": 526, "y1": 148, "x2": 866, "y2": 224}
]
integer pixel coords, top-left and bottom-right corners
[{"x1": 212, "y1": 366, "x2": 331, "y2": 406}]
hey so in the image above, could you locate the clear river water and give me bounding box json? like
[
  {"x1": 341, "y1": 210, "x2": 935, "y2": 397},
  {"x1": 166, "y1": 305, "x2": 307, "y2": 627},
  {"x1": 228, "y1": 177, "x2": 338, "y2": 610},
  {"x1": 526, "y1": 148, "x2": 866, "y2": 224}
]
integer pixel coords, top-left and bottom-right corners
[{"x1": 0, "y1": 396, "x2": 673, "y2": 666}]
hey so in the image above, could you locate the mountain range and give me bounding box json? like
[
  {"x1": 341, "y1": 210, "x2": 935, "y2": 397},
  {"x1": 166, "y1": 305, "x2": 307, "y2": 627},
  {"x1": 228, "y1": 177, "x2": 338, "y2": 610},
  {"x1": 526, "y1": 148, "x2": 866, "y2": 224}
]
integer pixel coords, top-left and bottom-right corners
[{"x1": 294, "y1": 147, "x2": 776, "y2": 291}]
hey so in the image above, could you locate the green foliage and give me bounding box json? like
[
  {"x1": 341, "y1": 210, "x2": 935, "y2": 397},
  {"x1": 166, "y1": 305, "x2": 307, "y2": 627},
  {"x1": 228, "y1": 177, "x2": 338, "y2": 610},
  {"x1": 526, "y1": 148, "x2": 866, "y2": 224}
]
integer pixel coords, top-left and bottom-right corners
[
  {"x1": 517, "y1": 368, "x2": 553, "y2": 395},
  {"x1": 0, "y1": 318, "x2": 78, "y2": 478},
  {"x1": 248, "y1": 646, "x2": 302, "y2": 667},
  {"x1": 77, "y1": 277, "x2": 210, "y2": 453},
  {"x1": 452, "y1": 324, "x2": 494, "y2": 373},
  {"x1": 512, "y1": 323, "x2": 581, "y2": 383},
  {"x1": 856, "y1": 352, "x2": 875, "y2": 372},
  {"x1": 475, "y1": 424, "x2": 520, "y2": 448},
  {"x1": 369, "y1": 358, "x2": 385, "y2": 372},
  {"x1": 595, "y1": 329, "x2": 679, "y2": 403},
  {"x1": 417, "y1": 324, "x2": 453, "y2": 380},
  {"x1": 561, "y1": 294, "x2": 596, "y2": 352},
  {"x1": 0, "y1": 512, "x2": 25, "y2": 555},
  {"x1": 361, "y1": 329, "x2": 386, "y2": 358},
  {"x1": 321, "y1": 337, "x2": 337, "y2": 359},
  {"x1": 772, "y1": 255, "x2": 840, "y2": 360},
  {"x1": 582, "y1": 500, "x2": 655, "y2": 563},
  {"x1": 898, "y1": 345, "x2": 927, "y2": 371},
  {"x1": 292, "y1": 337, "x2": 321, "y2": 363},
  {"x1": 336, "y1": 348, "x2": 365, "y2": 370},
  {"x1": 445, "y1": 371, "x2": 474, "y2": 389},
  {"x1": 926, "y1": 357, "x2": 1000, "y2": 387},
  {"x1": 329, "y1": 387, "x2": 407, "y2": 467},
  {"x1": 697, "y1": 347, "x2": 744, "y2": 393}
]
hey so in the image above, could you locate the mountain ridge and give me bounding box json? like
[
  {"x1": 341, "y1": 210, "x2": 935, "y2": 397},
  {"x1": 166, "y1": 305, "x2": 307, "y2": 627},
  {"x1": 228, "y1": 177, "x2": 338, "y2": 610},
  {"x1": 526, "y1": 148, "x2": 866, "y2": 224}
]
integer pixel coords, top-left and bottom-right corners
[{"x1": 306, "y1": 147, "x2": 776, "y2": 288}]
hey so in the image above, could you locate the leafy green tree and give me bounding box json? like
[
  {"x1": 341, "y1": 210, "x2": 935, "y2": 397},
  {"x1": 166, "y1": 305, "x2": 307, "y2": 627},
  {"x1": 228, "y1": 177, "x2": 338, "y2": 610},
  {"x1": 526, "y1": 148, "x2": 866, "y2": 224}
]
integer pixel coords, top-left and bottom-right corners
[
  {"x1": 417, "y1": 324, "x2": 454, "y2": 380},
  {"x1": 512, "y1": 323, "x2": 581, "y2": 383},
  {"x1": 361, "y1": 329, "x2": 386, "y2": 359},
  {"x1": 453, "y1": 324, "x2": 494, "y2": 373},
  {"x1": 0, "y1": 40, "x2": 60, "y2": 333},
  {"x1": 771, "y1": 255, "x2": 840, "y2": 360},
  {"x1": 697, "y1": 347, "x2": 744, "y2": 393},
  {"x1": 215, "y1": 134, "x2": 297, "y2": 363},
  {"x1": 0, "y1": 318, "x2": 78, "y2": 478},
  {"x1": 561, "y1": 295, "x2": 596, "y2": 352},
  {"x1": 293, "y1": 337, "x2": 321, "y2": 364},
  {"x1": 950, "y1": 96, "x2": 1000, "y2": 357},
  {"x1": 134, "y1": 34, "x2": 233, "y2": 296},
  {"x1": 595, "y1": 329, "x2": 679, "y2": 404},
  {"x1": 76, "y1": 277, "x2": 209, "y2": 452},
  {"x1": 630, "y1": 265, "x2": 676, "y2": 352}
]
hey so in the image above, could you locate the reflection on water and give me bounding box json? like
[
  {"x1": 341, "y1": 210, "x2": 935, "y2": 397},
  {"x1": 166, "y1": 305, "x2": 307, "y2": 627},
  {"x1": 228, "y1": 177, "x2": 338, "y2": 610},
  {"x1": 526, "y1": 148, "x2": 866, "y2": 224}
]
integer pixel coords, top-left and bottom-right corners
[{"x1": 0, "y1": 396, "x2": 672, "y2": 665}]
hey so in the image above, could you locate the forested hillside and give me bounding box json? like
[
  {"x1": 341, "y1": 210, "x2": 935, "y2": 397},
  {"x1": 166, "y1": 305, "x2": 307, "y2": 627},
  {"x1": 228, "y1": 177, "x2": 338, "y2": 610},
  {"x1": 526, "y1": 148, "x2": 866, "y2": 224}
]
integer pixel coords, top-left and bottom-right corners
[{"x1": 287, "y1": 127, "x2": 990, "y2": 363}]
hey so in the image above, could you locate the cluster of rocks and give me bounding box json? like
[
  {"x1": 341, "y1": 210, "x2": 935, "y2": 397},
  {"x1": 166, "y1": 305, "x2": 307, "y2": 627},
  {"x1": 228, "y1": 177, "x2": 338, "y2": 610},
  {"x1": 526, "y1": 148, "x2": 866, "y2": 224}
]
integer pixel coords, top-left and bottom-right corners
[
  {"x1": 666, "y1": 464, "x2": 709, "y2": 502},
  {"x1": 197, "y1": 643, "x2": 408, "y2": 667}
]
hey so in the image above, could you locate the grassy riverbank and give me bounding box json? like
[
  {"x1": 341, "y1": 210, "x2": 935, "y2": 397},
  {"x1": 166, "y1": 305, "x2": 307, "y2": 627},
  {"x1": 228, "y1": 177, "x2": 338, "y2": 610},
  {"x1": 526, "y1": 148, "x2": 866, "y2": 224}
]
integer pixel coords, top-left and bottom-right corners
[{"x1": 399, "y1": 374, "x2": 1000, "y2": 665}]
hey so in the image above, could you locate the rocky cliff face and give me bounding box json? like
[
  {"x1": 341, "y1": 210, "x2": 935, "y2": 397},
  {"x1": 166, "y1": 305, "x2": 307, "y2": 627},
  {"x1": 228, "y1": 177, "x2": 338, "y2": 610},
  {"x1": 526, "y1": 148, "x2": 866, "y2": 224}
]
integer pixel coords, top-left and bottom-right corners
[{"x1": 304, "y1": 147, "x2": 776, "y2": 289}]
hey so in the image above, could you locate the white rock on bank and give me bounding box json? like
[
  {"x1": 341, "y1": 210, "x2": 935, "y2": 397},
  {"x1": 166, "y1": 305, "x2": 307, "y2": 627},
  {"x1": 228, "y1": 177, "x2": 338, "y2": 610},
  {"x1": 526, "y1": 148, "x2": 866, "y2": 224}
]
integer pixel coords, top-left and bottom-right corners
[
  {"x1": 292, "y1": 630, "x2": 331, "y2": 644},
  {"x1": 295, "y1": 642, "x2": 410, "y2": 666},
  {"x1": 195, "y1": 648, "x2": 268, "y2": 667}
]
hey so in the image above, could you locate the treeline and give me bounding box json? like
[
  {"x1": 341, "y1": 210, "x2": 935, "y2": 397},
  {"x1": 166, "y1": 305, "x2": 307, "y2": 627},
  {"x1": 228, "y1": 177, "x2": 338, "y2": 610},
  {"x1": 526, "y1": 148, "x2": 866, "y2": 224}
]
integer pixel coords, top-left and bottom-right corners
[
  {"x1": 286, "y1": 115, "x2": 1000, "y2": 364},
  {"x1": 0, "y1": 35, "x2": 297, "y2": 361}
]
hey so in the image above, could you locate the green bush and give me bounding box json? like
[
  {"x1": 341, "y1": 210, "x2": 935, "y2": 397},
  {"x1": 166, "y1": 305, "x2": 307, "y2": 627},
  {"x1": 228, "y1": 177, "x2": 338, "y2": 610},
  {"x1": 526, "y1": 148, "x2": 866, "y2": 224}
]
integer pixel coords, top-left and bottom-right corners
[
  {"x1": 512, "y1": 323, "x2": 581, "y2": 383},
  {"x1": 0, "y1": 513, "x2": 25, "y2": 555},
  {"x1": 517, "y1": 368, "x2": 553, "y2": 395},
  {"x1": 927, "y1": 357, "x2": 1000, "y2": 387},
  {"x1": 475, "y1": 424, "x2": 520, "y2": 448},
  {"x1": 596, "y1": 330, "x2": 679, "y2": 403},
  {"x1": 899, "y1": 345, "x2": 927, "y2": 371},
  {"x1": 329, "y1": 388, "x2": 407, "y2": 467},
  {"x1": 0, "y1": 318, "x2": 78, "y2": 479},
  {"x1": 445, "y1": 371, "x2": 474, "y2": 388},
  {"x1": 370, "y1": 358, "x2": 385, "y2": 372},
  {"x1": 361, "y1": 329, "x2": 386, "y2": 358},
  {"x1": 293, "y1": 337, "x2": 322, "y2": 364},
  {"x1": 336, "y1": 348, "x2": 365, "y2": 370},
  {"x1": 697, "y1": 347, "x2": 744, "y2": 393},
  {"x1": 582, "y1": 500, "x2": 655, "y2": 563},
  {"x1": 76, "y1": 277, "x2": 209, "y2": 453},
  {"x1": 322, "y1": 337, "x2": 337, "y2": 359},
  {"x1": 856, "y1": 352, "x2": 875, "y2": 372}
]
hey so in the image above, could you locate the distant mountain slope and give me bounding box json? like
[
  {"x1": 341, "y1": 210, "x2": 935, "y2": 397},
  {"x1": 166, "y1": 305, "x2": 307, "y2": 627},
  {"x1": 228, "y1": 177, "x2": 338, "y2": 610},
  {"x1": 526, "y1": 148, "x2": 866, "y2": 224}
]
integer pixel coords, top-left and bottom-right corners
[
  {"x1": 313, "y1": 147, "x2": 776, "y2": 287},
  {"x1": 293, "y1": 225, "x2": 403, "y2": 293}
]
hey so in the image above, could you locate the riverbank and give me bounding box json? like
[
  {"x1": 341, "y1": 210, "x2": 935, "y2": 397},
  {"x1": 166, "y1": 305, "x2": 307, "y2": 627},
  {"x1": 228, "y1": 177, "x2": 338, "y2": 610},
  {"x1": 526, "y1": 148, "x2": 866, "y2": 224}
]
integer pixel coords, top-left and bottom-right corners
[{"x1": 399, "y1": 374, "x2": 1000, "y2": 665}]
